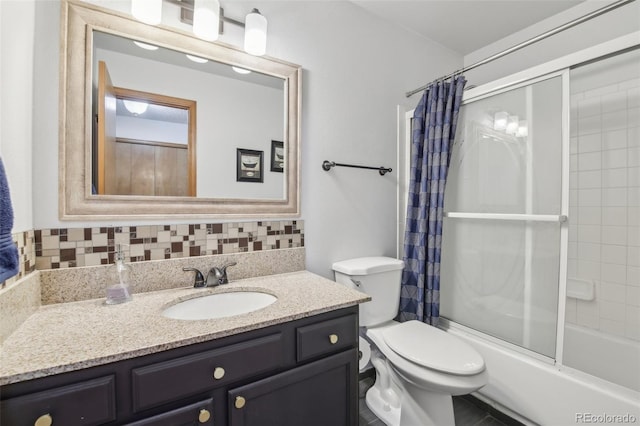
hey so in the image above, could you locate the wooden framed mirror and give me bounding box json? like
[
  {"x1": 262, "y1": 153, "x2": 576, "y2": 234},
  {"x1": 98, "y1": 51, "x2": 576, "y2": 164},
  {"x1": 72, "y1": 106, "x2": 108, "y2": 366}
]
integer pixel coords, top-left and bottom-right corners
[{"x1": 60, "y1": 0, "x2": 301, "y2": 220}]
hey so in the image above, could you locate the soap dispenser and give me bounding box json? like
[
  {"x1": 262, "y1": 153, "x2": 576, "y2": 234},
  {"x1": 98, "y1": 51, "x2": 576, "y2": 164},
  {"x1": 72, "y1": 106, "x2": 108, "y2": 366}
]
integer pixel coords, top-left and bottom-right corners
[{"x1": 106, "y1": 244, "x2": 133, "y2": 305}]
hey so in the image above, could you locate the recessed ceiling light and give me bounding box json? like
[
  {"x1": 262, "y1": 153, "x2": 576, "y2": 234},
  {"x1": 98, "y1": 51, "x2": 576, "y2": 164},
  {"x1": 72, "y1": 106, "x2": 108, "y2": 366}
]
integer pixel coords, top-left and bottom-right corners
[
  {"x1": 186, "y1": 54, "x2": 209, "y2": 64},
  {"x1": 123, "y1": 100, "x2": 148, "y2": 115},
  {"x1": 232, "y1": 66, "x2": 251, "y2": 75},
  {"x1": 133, "y1": 41, "x2": 159, "y2": 51}
]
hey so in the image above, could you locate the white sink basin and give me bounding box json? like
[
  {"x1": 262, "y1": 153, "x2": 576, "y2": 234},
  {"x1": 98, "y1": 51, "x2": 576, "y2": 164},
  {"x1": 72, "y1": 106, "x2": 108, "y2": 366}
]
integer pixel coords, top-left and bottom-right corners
[{"x1": 162, "y1": 291, "x2": 277, "y2": 320}]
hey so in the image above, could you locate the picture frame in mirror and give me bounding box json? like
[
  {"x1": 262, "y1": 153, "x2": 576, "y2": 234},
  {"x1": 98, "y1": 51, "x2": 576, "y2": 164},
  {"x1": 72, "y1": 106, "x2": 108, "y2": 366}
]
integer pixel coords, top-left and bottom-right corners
[
  {"x1": 271, "y1": 140, "x2": 284, "y2": 173},
  {"x1": 237, "y1": 148, "x2": 264, "y2": 183}
]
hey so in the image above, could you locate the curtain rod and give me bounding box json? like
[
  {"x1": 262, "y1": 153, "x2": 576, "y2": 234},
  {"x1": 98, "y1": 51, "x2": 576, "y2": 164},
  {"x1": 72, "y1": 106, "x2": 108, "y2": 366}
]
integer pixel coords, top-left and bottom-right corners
[{"x1": 405, "y1": 0, "x2": 636, "y2": 98}]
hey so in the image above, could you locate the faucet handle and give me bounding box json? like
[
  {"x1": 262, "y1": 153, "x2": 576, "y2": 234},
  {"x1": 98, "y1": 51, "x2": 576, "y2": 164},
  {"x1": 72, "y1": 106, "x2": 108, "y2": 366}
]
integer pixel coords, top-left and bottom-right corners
[
  {"x1": 215, "y1": 262, "x2": 237, "y2": 284},
  {"x1": 220, "y1": 262, "x2": 237, "y2": 273},
  {"x1": 183, "y1": 267, "x2": 205, "y2": 288}
]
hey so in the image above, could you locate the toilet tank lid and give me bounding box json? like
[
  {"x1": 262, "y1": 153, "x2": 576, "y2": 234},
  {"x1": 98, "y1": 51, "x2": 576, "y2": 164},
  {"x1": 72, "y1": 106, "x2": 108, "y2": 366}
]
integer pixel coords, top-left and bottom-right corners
[{"x1": 332, "y1": 257, "x2": 405, "y2": 275}]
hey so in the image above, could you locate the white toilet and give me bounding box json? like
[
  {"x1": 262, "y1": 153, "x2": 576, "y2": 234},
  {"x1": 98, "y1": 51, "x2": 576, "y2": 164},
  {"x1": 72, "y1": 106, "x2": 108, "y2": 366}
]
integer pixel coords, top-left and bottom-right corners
[{"x1": 333, "y1": 257, "x2": 487, "y2": 426}]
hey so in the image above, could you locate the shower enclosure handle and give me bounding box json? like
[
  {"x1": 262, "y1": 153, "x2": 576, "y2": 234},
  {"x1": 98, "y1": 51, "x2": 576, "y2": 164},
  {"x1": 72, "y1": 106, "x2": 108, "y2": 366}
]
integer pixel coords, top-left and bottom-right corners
[{"x1": 445, "y1": 212, "x2": 568, "y2": 223}]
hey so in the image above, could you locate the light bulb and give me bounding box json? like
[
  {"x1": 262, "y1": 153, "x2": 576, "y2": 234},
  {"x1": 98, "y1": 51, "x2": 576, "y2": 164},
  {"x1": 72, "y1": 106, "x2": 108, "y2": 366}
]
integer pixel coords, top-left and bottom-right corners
[
  {"x1": 517, "y1": 120, "x2": 529, "y2": 137},
  {"x1": 193, "y1": 0, "x2": 220, "y2": 41},
  {"x1": 244, "y1": 9, "x2": 267, "y2": 56},
  {"x1": 506, "y1": 115, "x2": 519, "y2": 135},
  {"x1": 494, "y1": 111, "x2": 508, "y2": 131},
  {"x1": 131, "y1": 0, "x2": 162, "y2": 25},
  {"x1": 123, "y1": 100, "x2": 148, "y2": 115}
]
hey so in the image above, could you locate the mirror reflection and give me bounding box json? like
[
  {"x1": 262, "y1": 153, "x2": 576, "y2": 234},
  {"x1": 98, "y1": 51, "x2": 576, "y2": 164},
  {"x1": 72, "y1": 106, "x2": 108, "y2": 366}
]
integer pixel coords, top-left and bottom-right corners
[{"x1": 92, "y1": 31, "x2": 286, "y2": 200}]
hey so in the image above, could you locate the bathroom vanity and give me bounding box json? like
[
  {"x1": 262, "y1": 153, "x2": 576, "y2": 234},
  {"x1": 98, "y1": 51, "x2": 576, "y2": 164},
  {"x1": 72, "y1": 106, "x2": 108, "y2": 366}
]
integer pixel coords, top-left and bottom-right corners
[{"x1": 0, "y1": 272, "x2": 368, "y2": 426}]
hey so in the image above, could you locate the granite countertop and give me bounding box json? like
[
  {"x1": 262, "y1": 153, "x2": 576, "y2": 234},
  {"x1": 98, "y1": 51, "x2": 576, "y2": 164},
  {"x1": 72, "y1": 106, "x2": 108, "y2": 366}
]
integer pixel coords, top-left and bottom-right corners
[{"x1": 0, "y1": 271, "x2": 369, "y2": 386}]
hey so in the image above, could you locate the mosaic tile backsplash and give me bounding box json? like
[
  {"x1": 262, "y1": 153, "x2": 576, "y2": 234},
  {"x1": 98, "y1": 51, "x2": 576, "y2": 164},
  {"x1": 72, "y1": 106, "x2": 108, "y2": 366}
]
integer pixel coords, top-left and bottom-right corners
[
  {"x1": 1, "y1": 230, "x2": 36, "y2": 288},
  {"x1": 34, "y1": 220, "x2": 304, "y2": 270}
]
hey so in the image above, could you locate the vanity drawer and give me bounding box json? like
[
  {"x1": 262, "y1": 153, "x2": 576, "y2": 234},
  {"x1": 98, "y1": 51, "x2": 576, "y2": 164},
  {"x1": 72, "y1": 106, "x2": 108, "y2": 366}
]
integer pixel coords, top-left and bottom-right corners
[
  {"x1": 0, "y1": 375, "x2": 116, "y2": 426},
  {"x1": 297, "y1": 314, "x2": 358, "y2": 362},
  {"x1": 127, "y1": 398, "x2": 214, "y2": 425},
  {"x1": 132, "y1": 333, "x2": 285, "y2": 412}
]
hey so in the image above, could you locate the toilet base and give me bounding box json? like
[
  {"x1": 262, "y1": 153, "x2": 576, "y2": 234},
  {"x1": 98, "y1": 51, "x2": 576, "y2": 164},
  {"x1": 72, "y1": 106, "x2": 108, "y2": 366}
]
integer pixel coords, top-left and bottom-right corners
[
  {"x1": 399, "y1": 378, "x2": 455, "y2": 426},
  {"x1": 365, "y1": 385, "x2": 400, "y2": 426},
  {"x1": 366, "y1": 379, "x2": 456, "y2": 426}
]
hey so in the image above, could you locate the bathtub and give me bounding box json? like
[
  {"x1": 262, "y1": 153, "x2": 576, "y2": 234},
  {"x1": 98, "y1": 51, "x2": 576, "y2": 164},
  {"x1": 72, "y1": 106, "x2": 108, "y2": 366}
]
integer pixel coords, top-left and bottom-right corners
[
  {"x1": 564, "y1": 324, "x2": 640, "y2": 393},
  {"x1": 444, "y1": 322, "x2": 640, "y2": 425}
]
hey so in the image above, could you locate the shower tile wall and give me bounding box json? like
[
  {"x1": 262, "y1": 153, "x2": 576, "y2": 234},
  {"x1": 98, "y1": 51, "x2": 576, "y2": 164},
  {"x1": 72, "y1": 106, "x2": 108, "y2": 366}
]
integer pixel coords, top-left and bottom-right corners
[{"x1": 568, "y1": 69, "x2": 640, "y2": 341}]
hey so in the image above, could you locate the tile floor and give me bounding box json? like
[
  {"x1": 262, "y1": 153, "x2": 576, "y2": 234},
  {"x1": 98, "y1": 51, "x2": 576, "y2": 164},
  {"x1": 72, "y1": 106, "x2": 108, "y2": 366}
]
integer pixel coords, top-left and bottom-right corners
[{"x1": 358, "y1": 376, "x2": 524, "y2": 426}]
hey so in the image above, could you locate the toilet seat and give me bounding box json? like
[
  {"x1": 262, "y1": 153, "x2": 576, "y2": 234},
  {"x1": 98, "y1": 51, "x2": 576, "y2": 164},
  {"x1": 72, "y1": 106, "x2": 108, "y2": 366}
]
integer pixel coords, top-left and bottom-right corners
[{"x1": 381, "y1": 320, "x2": 485, "y2": 375}]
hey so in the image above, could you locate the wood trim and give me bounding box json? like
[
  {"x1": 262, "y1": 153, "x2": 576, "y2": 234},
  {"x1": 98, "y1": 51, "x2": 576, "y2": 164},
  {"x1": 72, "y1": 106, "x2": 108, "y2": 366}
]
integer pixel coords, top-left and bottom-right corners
[
  {"x1": 116, "y1": 138, "x2": 188, "y2": 150},
  {"x1": 114, "y1": 87, "x2": 196, "y2": 110},
  {"x1": 59, "y1": 0, "x2": 301, "y2": 220}
]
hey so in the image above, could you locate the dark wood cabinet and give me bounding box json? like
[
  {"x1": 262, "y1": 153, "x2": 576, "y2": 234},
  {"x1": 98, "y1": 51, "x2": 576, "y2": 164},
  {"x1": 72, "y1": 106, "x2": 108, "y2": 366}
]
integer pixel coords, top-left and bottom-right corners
[
  {"x1": 228, "y1": 350, "x2": 358, "y2": 426},
  {"x1": 131, "y1": 333, "x2": 286, "y2": 412},
  {"x1": 0, "y1": 306, "x2": 359, "y2": 426},
  {"x1": 0, "y1": 375, "x2": 116, "y2": 426},
  {"x1": 296, "y1": 314, "x2": 358, "y2": 362},
  {"x1": 126, "y1": 399, "x2": 214, "y2": 426}
]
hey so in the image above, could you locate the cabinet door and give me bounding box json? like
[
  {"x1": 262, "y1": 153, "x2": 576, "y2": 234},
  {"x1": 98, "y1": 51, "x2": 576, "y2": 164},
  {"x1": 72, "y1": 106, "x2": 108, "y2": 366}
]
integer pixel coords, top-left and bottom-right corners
[{"x1": 228, "y1": 349, "x2": 358, "y2": 426}]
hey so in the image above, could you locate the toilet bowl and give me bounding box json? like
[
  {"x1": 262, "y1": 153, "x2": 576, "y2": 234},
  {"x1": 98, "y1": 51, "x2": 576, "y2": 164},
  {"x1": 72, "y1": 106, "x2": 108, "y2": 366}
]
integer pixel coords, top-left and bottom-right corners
[
  {"x1": 333, "y1": 257, "x2": 487, "y2": 426},
  {"x1": 366, "y1": 320, "x2": 487, "y2": 426}
]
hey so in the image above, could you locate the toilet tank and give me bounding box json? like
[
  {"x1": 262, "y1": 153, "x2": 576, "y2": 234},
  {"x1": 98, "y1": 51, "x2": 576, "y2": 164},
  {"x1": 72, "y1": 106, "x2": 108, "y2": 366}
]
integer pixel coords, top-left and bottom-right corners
[{"x1": 332, "y1": 257, "x2": 405, "y2": 327}]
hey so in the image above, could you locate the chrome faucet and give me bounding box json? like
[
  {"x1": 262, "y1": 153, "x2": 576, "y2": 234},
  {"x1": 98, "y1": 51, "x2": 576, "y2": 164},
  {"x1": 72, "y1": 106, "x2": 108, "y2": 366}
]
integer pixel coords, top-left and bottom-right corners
[
  {"x1": 183, "y1": 262, "x2": 237, "y2": 288},
  {"x1": 208, "y1": 262, "x2": 237, "y2": 285}
]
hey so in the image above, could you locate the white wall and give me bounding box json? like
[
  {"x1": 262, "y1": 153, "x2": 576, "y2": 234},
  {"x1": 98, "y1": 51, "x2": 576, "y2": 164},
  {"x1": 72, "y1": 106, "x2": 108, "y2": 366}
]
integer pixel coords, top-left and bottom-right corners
[
  {"x1": 31, "y1": 1, "x2": 462, "y2": 278},
  {"x1": 117, "y1": 116, "x2": 188, "y2": 145},
  {"x1": 463, "y1": 1, "x2": 640, "y2": 87},
  {"x1": 1, "y1": 0, "x2": 35, "y2": 233},
  {"x1": 267, "y1": 2, "x2": 461, "y2": 277}
]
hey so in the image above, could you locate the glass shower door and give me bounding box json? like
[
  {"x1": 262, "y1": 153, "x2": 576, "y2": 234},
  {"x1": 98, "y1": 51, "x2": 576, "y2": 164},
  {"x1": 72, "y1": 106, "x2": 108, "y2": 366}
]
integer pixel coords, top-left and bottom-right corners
[
  {"x1": 440, "y1": 74, "x2": 565, "y2": 358},
  {"x1": 563, "y1": 48, "x2": 640, "y2": 391}
]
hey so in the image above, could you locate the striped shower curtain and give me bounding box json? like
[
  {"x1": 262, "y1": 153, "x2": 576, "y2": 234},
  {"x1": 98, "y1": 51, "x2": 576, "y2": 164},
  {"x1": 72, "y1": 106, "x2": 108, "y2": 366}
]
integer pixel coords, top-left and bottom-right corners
[{"x1": 399, "y1": 76, "x2": 466, "y2": 326}]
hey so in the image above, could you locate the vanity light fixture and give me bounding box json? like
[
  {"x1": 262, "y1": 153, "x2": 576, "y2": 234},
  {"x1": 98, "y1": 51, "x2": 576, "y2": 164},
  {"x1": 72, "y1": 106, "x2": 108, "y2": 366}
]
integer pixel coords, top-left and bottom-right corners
[
  {"x1": 123, "y1": 100, "x2": 149, "y2": 115},
  {"x1": 186, "y1": 54, "x2": 209, "y2": 63},
  {"x1": 133, "y1": 41, "x2": 159, "y2": 51},
  {"x1": 193, "y1": 0, "x2": 220, "y2": 41},
  {"x1": 164, "y1": 0, "x2": 268, "y2": 56},
  {"x1": 131, "y1": 0, "x2": 162, "y2": 25},
  {"x1": 493, "y1": 112, "x2": 529, "y2": 138},
  {"x1": 244, "y1": 8, "x2": 267, "y2": 56}
]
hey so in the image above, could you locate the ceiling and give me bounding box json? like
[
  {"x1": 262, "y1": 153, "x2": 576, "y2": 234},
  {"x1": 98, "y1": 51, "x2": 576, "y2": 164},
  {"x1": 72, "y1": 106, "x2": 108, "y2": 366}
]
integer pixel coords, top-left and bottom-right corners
[{"x1": 350, "y1": 0, "x2": 586, "y2": 56}]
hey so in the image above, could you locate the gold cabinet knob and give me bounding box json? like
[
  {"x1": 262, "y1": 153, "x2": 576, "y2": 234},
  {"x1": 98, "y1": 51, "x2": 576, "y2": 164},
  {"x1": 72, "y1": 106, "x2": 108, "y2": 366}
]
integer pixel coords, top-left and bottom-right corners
[
  {"x1": 213, "y1": 367, "x2": 225, "y2": 380},
  {"x1": 235, "y1": 396, "x2": 246, "y2": 409},
  {"x1": 198, "y1": 408, "x2": 211, "y2": 423},
  {"x1": 35, "y1": 414, "x2": 53, "y2": 426},
  {"x1": 329, "y1": 334, "x2": 339, "y2": 344}
]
